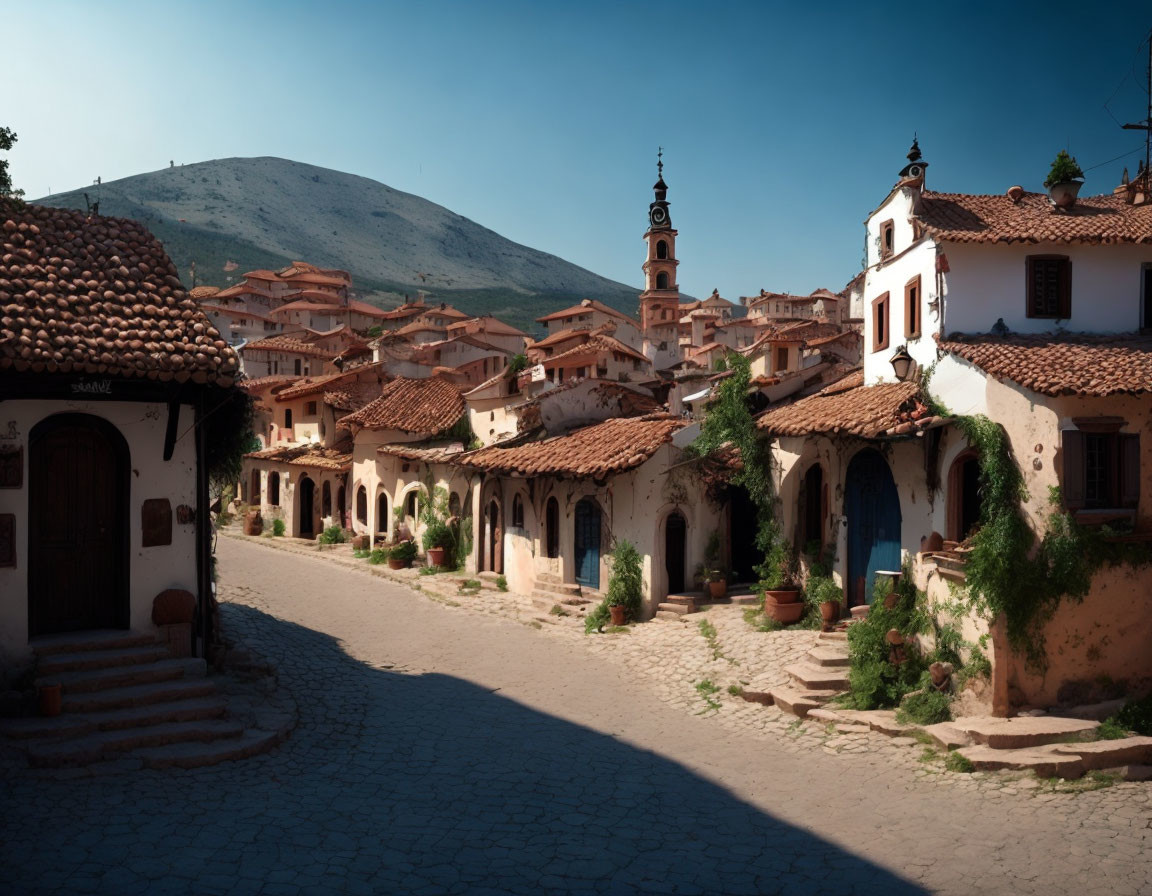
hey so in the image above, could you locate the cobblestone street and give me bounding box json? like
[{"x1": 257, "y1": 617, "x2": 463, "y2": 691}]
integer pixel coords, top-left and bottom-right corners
[{"x1": 2, "y1": 534, "x2": 1150, "y2": 895}]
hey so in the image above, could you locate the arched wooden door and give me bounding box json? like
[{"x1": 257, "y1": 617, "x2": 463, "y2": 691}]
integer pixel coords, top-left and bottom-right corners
[
  {"x1": 574, "y1": 499, "x2": 601, "y2": 589},
  {"x1": 845, "y1": 449, "x2": 902, "y2": 606},
  {"x1": 665, "y1": 511, "x2": 686, "y2": 595},
  {"x1": 29, "y1": 414, "x2": 130, "y2": 636}
]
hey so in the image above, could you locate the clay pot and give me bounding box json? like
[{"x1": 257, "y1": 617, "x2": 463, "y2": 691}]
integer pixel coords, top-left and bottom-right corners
[
  {"x1": 152, "y1": 588, "x2": 196, "y2": 626},
  {"x1": 38, "y1": 683, "x2": 62, "y2": 717},
  {"x1": 1047, "y1": 181, "x2": 1082, "y2": 209},
  {"x1": 820, "y1": 601, "x2": 839, "y2": 625},
  {"x1": 764, "y1": 601, "x2": 805, "y2": 624},
  {"x1": 763, "y1": 589, "x2": 800, "y2": 605},
  {"x1": 921, "y1": 531, "x2": 944, "y2": 554},
  {"x1": 708, "y1": 579, "x2": 727, "y2": 600},
  {"x1": 427, "y1": 546, "x2": 447, "y2": 568},
  {"x1": 388, "y1": 558, "x2": 408, "y2": 570},
  {"x1": 243, "y1": 509, "x2": 263, "y2": 536},
  {"x1": 609, "y1": 604, "x2": 627, "y2": 626}
]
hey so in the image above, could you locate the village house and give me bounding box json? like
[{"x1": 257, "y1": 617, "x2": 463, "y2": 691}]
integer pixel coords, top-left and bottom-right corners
[
  {"x1": 757, "y1": 140, "x2": 1152, "y2": 713},
  {"x1": 0, "y1": 200, "x2": 241, "y2": 662}
]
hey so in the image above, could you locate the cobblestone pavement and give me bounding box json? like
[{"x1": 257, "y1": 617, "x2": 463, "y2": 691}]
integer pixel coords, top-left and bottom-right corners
[{"x1": 0, "y1": 535, "x2": 1148, "y2": 895}]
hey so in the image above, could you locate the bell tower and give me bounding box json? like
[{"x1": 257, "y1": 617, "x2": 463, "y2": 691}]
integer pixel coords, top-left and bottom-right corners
[{"x1": 639, "y1": 149, "x2": 683, "y2": 370}]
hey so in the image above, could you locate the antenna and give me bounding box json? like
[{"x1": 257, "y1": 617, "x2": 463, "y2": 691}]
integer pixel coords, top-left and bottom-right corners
[{"x1": 1121, "y1": 27, "x2": 1152, "y2": 190}]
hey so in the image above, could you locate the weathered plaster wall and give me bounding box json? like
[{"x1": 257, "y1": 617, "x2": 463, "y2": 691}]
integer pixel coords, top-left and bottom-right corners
[{"x1": 0, "y1": 400, "x2": 198, "y2": 663}]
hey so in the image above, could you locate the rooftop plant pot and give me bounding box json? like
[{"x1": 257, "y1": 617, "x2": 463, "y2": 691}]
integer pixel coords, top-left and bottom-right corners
[
  {"x1": 427, "y1": 546, "x2": 447, "y2": 568},
  {"x1": 609, "y1": 604, "x2": 627, "y2": 626},
  {"x1": 1047, "y1": 180, "x2": 1082, "y2": 209}
]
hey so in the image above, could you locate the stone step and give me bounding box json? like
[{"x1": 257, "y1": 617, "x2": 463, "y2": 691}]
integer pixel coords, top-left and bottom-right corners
[
  {"x1": 132, "y1": 727, "x2": 286, "y2": 770},
  {"x1": 806, "y1": 646, "x2": 850, "y2": 668},
  {"x1": 783, "y1": 662, "x2": 850, "y2": 691},
  {"x1": 31, "y1": 630, "x2": 159, "y2": 657},
  {"x1": 0, "y1": 695, "x2": 227, "y2": 740},
  {"x1": 922, "y1": 722, "x2": 975, "y2": 751},
  {"x1": 532, "y1": 581, "x2": 584, "y2": 598},
  {"x1": 655, "y1": 610, "x2": 688, "y2": 622},
  {"x1": 662, "y1": 595, "x2": 697, "y2": 607},
  {"x1": 817, "y1": 631, "x2": 848, "y2": 642},
  {"x1": 63, "y1": 677, "x2": 218, "y2": 714},
  {"x1": 952, "y1": 715, "x2": 1099, "y2": 750},
  {"x1": 37, "y1": 644, "x2": 173, "y2": 677},
  {"x1": 656, "y1": 602, "x2": 692, "y2": 616},
  {"x1": 530, "y1": 591, "x2": 590, "y2": 608},
  {"x1": 1049, "y1": 736, "x2": 1152, "y2": 770},
  {"x1": 40, "y1": 658, "x2": 205, "y2": 694},
  {"x1": 27, "y1": 719, "x2": 244, "y2": 767},
  {"x1": 769, "y1": 687, "x2": 841, "y2": 718},
  {"x1": 955, "y1": 745, "x2": 1087, "y2": 780}
]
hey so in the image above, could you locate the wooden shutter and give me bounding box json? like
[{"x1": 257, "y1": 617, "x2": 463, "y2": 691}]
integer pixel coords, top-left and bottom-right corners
[
  {"x1": 1120, "y1": 434, "x2": 1140, "y2": 509},
  {"x1": 1061, "y1": 429, "x2": 1086, "y2": 510},
  {"x1": 1059, "y1": 259, "x2": 1072, "y2": 319}
]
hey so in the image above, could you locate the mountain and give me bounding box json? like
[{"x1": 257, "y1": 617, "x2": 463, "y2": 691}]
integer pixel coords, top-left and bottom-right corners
[{"x1": 35, "y1": 157, "x2": 642, "y2": 330}]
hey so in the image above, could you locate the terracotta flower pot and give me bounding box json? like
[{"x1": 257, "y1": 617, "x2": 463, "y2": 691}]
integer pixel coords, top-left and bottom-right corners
[
  {"x1": 763, "y1": 589, "x2": 800, "y2": 605},
  {"x1": 764, "y1": 601, "x2": 805, "y2": 624},
  {"x1": 609, "y1": 604, "x2": 627, "y2": 626},
  {"x1": 708, "y1": 579, "x2": 727, "y2": 600},
  {"x1": 820, "y1": 601, "x2": 839, "y2": 625},
  {"x1": 427, "y1": 546, "x2": 447, "y2": 568},
  {"x1": 388, "y1": 558, "x2": 407, "y2": 570},
  {"x1": 38, "y1": 683, "x2": 62, "y2": 717}
]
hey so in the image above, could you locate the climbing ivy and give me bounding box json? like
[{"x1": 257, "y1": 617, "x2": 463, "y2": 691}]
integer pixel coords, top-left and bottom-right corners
[{"x1": 688, "y1": 351, "x2": 783, "y2": 583}]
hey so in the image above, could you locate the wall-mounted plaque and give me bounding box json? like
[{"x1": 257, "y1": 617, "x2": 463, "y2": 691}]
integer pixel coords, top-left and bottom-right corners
[{"x1": 141, "y1": 498, "x2": 172, "y2": 547}]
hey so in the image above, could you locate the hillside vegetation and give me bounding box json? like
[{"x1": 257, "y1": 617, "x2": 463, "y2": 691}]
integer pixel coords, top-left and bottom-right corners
[{"x1": 36, "y1": 157, "x2": 641, "y2": 330}]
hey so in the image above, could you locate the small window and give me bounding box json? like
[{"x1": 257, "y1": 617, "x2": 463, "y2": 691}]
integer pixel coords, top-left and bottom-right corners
[
  {"x1": 656, "y1": 271, "x2": 670, "y2": 290},
  {"x1": 1027, "y1": 256, "x2": 1071, "y2": 319},
  {"x1": 305, "y1": 401, "x2": 317, "y2": 416},
  {"x1": 880, "y1": 220, "x2": 895, "y2": 259},
  {"x1": 545, "y1": 497, "x2": 559, "y2": 558},
  {"x1": 871, "y1": 292, "x2": 890, "y2": 352},
  {"x1": 1062, "y1": 422, "x2": 1139, "y2": 512},
  {"x1": 656, "y1": 239, "x2": 668, "y2": 260},
  {"x1": 512, "y1": 494, "x2": 524, "y2": 528},
  {"x1": 294, "y1": 358, "x2": 302, "y2": 375},
  {"x1": 377, "y1": 493, "x2": 389, "y2": 533},
  {"x1": 904, "y1": 275, "x2": 921, "y2": 340},
  {"x1": 356, "y1": 486, "x2": 367, "y2": 524},
  {"x1": 284, "y1": 408, "x2": 292, "y2": 429},
  {"x1": 775, "y1": 347, "x2": 788, "y2": 371},
  {"x1": 406, "y1": 491, "x2": 418, "y2": 519},
  {"x1": 268, "y1": 472, "x2": 281, "y2": 506}
]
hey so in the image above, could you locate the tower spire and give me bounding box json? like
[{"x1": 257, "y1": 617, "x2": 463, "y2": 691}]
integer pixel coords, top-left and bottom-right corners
[{"x1": 657, "y1": 146, "x2": 663, "y2": 180}]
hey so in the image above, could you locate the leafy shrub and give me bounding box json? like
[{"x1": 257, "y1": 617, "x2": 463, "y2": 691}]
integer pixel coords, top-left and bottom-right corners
[
  {"x1": 496, "y1": 574, "x2": 508, "y2": 592},
  {"x1": 368, "y1": 548, "x2": 389, "y2": 565},
  {"x1": 353, "y1": 548, "x2": 370, "y2": 559},
  {"x1": 896, "y1": 688, "x2": 952, "y2": 725},
  {"x1": 1110, "y1": 693, "x2": 1152, "y2": 737},
  {"x1": 318, "y1": 525, "x2": 346, "y2": 545},
  {"x1": 944, "y1": 751, "x2": 976, "y2": 773},
  {"x1": 389, "y1": 541, "x2": 417, "y2": 564},
  {"x1": 272, "y1": 518, "x2": 286, "y2": 537},
  {"x1": 1096, "y1": 717, "x2": 1130, "y2": 740},
  {"x1": 804, "y1": 575, "x2": 842, "y2": 615},
  {"x1": 586, "y1": 540, "x2": 644, "y2": 634},
  {"x1": 1044, "y1": 149, "x2": 1084, "y2": 188}
]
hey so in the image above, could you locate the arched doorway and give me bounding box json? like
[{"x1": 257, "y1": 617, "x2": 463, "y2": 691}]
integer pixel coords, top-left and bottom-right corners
[
  {"x1": 298, "y1": 476, "x2": 316, "y2": 538},
  {"x1": 727, "y1": 486, "x2": 758, "y2": 585},
  {"x1": 321, "y1": 481, "x2": 332, "y2": 518},
  {"x1": 800, "y1": 463, "x2": 826, "y2": 550},
  {"x1": 268, "y1": 472, "x2": 281, "y2": 506},
  {"x1": 337, "y1": 484, "x2": 346, "y2": 528},
  {"x1": 574, "y1": 498, "x2": 602, "y2": 589},
  {"x1": 545, "y1": 497, "x2": 560, "y2": 558},
  {"x1": 948, "y1": 450, "x2": 982, "y2": 542},
  {"x1": 377, "y1": 492, "x2": 390, "y2": 537},
  {"x1": 483, "y1": 499, "x2": 503, "y2": 573},
  {"x1": 845, "y1": 449, "x2": 902, "y2": 606},
  {"x1": 356, "y1": 486, "x2": 367, "y2": 526},
  {"x1": 665, "y1": 511, "x2": 686, "y2": 595},
  {"x1": 250, "y1": 468, "x2": 261, "y2": 505},
  {"x1": 29, "y1": 414, "x2": 130, "y2": 636}
]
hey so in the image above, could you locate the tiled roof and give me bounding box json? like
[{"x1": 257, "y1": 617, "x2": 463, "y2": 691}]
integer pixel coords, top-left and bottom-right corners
[
  {"x1": 396, "y1": 320, "x2": 447, "y2": 336},
  {"x1": 756, "y1": 378, "x2": 921, "y2": 438},
  {"x1": 189, "y1": 286, "x2": 220, "y2": 299},
  {"x1": 448, "y1": 316, "x2": 529, "y2": 337},
  {"x1": 323, "y1": 381, "x2": 380, "y2": 412},
  {"x1": 915, "y1": 190, "x2": 1152, "y2": 245},
  {"x1": 270, "y1": 300, "x2": 346, "y2": 316},
  {"x1": 273, "y1": 362, "x2": 386, "y2": 402},
  {"x1": 237, "y1": 374, "x2": 296, "y2": 393},
  {"x1": 542, "y1": 334, "x2": 649, "y2": 366},
  {"x1": 460, "y1": 414, "x2": 683, "y2": 477},
  {"x1": 377, "y1": 441, "x2": 466, "y2": 463},
  {"x1": 938, "y1": 333, "x2": 1152, "y2": 396},
  {"x1": 241, "y1": 334, "x2": 338, "y2": 359},
  {"x1": 0, "y1": 201, "x2": 240, "y2": 385},
  {"x1": 337, "y1": 375, "x2": 466, "y2": 434},
  {"x1": 245, "y1": 436, "x2": 353, "y2": 472},
  {"x1": 536, "y1": 299, "x2": 639, "y2": 327}
]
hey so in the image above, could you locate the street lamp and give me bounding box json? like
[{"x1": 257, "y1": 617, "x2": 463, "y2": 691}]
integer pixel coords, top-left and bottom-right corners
[{"x1": 889, "y1": 346, "x2": 914, "y2": 381}]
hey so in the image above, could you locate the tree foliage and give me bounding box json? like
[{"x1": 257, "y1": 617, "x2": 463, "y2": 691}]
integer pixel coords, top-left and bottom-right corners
[{"x1": 0, "y1": 127, "x2": 24, "y2": 200}]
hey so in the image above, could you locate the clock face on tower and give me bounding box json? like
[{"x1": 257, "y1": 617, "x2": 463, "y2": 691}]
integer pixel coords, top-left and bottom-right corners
[{"x1": 650, "y1": 206, "x2": 667, "y2": 226}]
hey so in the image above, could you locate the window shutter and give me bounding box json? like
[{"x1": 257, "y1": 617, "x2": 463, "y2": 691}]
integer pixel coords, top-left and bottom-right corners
[
  {"x1": 1120, "y1": 434, "x2": 1140, "y2": 509},
  {"x1": 1062, "y1": 430, "x2": 1086, "y2": 510},
  {"x1": 1059, "y1": 259, "x2": 1072, "y2": 319}
]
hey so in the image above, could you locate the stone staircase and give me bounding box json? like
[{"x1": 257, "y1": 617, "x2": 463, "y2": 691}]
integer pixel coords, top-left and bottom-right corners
[
  {"x1": 655, "y1": 593, "x2": 698, "y2": 621},
  {"x1": 530, "y1": 572, "x2": 593, "y2": 624},
  {"x1": 0, "y1": 630, "x2": 289, "y2": 770},
  {"x1": 769, "y1": 631, "x2": 851, "y2": 717}
]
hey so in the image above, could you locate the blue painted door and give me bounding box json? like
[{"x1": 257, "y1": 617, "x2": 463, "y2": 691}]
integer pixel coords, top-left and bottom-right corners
[
  {"x1": 574, "y1": 499, "x2": 601, "y2": 589},
  {"x1": 845, "y1": 449, "x2": 902, "y2": 606}
]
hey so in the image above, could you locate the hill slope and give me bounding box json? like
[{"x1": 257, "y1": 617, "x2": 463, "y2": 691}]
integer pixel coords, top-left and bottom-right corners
[{"x1": 36, "y1": 157, "x2": 642, "y2": 329}]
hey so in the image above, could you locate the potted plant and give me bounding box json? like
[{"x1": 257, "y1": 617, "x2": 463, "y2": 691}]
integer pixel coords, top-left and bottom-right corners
[
  {"x1": 388, "y1": 540, "x2": 417, "y2": 570},
  {"x1": 703, "y1": 531, "x2": 727, "y2": 598},
  {"x1": 422, "y1": 518, "x2": 452, "y2": 568},
  {"x1": 419, "y1": 484, "x2": 458, "y2": 569},
  {"x1": 761, "y1": 541, "x2": 800, "y2": 605},
  {"x1": 592, "y1": 539, "x2": 643, "y2": 630},
  {"x1": 1044, "y1": 150, "x2": 1084, "y2": 209},
  {"x1": 806, "y1": 575, "x2": 843, "y2": 630}
]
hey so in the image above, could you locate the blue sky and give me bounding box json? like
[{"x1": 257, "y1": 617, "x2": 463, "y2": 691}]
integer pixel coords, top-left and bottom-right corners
[{"x1": 6, "y1": 1, "x2": 1151, "y2": 300}]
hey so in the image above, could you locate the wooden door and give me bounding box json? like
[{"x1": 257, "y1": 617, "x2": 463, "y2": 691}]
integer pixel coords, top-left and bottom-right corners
[
  {"x1": 574, "y1": 499, "x2": 601, "y2": 589},
  {"x1": 29, "y1": 414, "x2": 129, "y2": 636},
  {"x1": 299, "y1": 477, "x2": 315, "y2": 538},
  {"x1": 665, "y1": 512, "x2": 686, "y2": 594},
  {"x1": 845, "y1": 449, "x2": 902, "y2": 607}
]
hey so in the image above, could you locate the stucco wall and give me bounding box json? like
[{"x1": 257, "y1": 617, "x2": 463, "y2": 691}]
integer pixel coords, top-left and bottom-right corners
[{"x1": 0, "y1": 400, "x2": 198, "y2": 663}]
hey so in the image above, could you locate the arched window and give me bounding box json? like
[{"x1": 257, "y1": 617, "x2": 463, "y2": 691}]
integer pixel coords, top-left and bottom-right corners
[
  {"x1": 545, "y1": 497, "x2": 559, "y2": 558},
  {"x1": 656, "y1": 271, "x2": 669, "y2": 290},
  {"x1": 448, "y1": 492, "x2": 462, "y2": 517},
  {"x1": 947, "y1": 450, "x2": 983, "y2": 542},
  {"x1": 356, "y1": 486, "x2": 367, "y2": 524},
  {"x1": 268, "y1": 472, "x2": 280, "y2": 506},
  {"x1": 656, "y1": 240, "x2": 668, "y2": 260},
  {"x1": 377, "y1": 492, "x2": 389, "y2": 533},
  {"x1": 405, "y1": 491, "x2": 418, "y2": 519},
  {"x1": 321, "y1": 480, "x2": 332, "y2": 517},
  {"x1": 801, "y1": 463, "x2": 826, "y2": 548},
  {"x1": 512, "y1": 494, "x2": 524, "y2": 528}
]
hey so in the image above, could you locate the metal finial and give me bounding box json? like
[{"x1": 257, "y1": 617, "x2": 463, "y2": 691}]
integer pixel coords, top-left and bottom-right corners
[
  {"x1": 908, "y1": 134, "x2": 922, "y2": 163},
  {"x1": 657, "y1": 146, "x2": 663, "y2": 178}
]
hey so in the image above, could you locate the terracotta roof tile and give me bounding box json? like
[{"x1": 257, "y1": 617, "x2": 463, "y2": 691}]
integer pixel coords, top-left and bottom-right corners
[
  {"x1": 237, "y1": 374, "x2": 297, "y2": 393},
  {"x1": 756, "y1": 379, "x2": 919, "y2": 438},
  {"x1": 0, "y1": 201, "x2": 239, "y2": 384},
  {"x1": 938, "y1": 332, "x2": 1152, "y2": 396},
  {"x1": 241, "y1": 334, "x2": 338, "y2": 359},
  {"x1": 273, "y1": 362, "x2": 386, "y2": 402},
  {"x1": 337, "y1": 375, "x2": 465, "y2": 434},
  {"x1": 376, "y1": 442, "x2": 466, "y2": 462},
  {"x1": 915, "y1": 190, "x2": 1152, "y2": 245},
  {"x1": 536, "y1": 299, "x2": 639, "y2": 328},
  {"x1": 460, "y1": 414, "x2": 683, "y2": 478},
  {"x1": 245, "y1": 435, "x2": 353, "y2": 472},
  {"x1": 542, "y1": 333, "x2": 649, "y2": 366}
]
